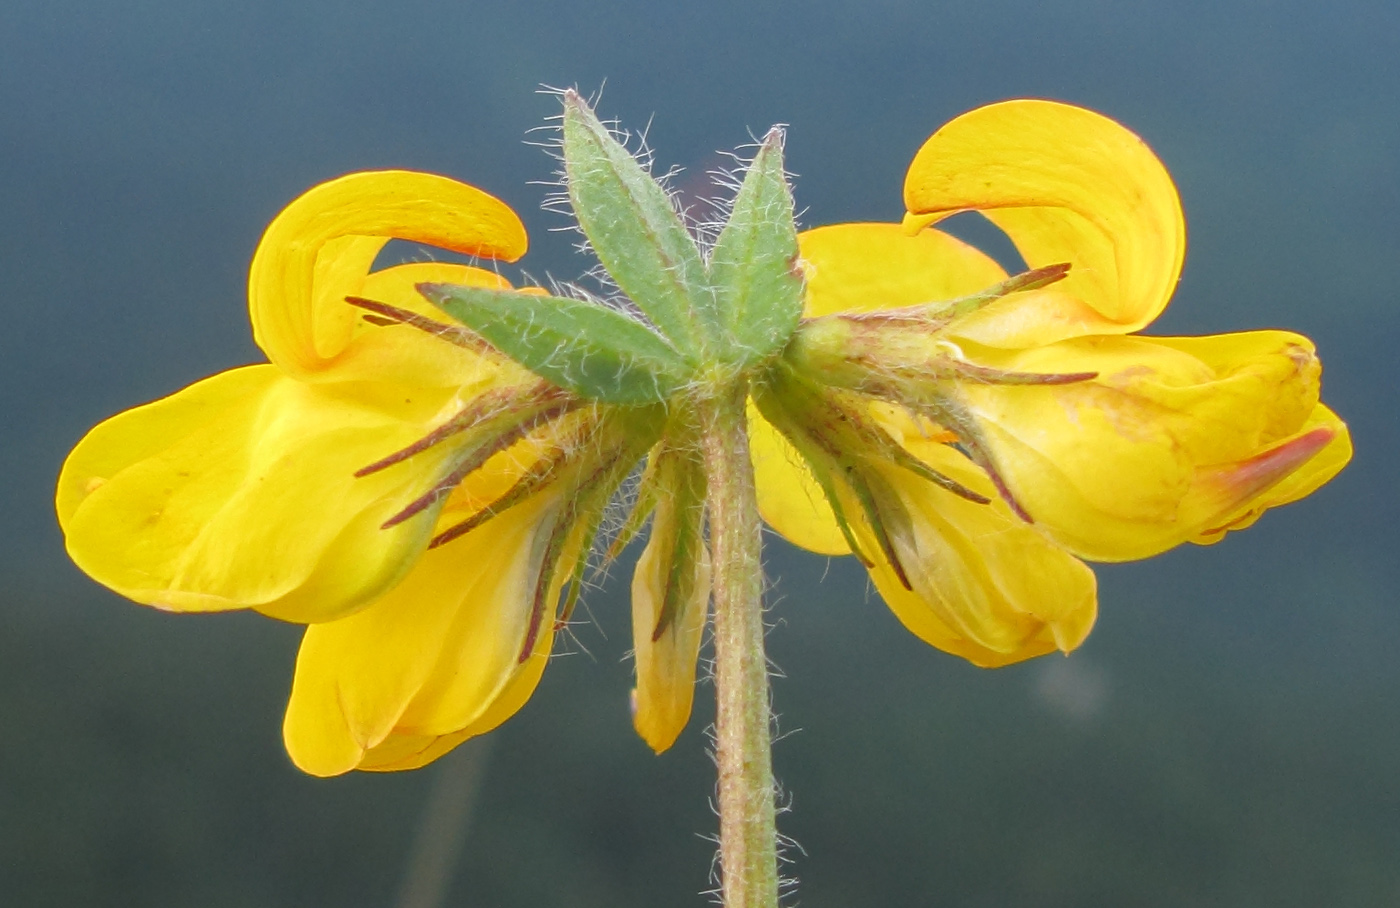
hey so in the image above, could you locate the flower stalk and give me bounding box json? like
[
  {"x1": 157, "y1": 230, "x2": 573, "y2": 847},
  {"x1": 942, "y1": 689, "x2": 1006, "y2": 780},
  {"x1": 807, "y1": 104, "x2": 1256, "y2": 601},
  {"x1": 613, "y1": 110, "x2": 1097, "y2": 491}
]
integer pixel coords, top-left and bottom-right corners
[{"x1": 701, "y1": 379, "x2": 779, "y2": 908}]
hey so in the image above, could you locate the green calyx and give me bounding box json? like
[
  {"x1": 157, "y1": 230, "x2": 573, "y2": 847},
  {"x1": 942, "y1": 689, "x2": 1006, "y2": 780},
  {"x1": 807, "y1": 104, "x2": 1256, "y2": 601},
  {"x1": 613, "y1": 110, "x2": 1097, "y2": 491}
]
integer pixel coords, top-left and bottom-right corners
[{"x1": 422, "y1": 91, "x2": 805, "y2": 407}]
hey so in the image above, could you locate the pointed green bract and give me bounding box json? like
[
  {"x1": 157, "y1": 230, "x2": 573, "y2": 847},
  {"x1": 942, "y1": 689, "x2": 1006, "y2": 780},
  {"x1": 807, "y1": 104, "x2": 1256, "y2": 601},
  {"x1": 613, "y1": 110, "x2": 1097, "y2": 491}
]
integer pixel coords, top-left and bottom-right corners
[
  {"x1": 842, "y1": 262, "x2": 1072, "y2": 328},
  {"x1": 422, "y1": 283, "x2": 691, "y2": 405},
  {"x1": 708, "y1": 128, "x2": 804, "y2": 369},
  {"x1": 562, "y1": 91, "x2": 718, "y2": 358}
]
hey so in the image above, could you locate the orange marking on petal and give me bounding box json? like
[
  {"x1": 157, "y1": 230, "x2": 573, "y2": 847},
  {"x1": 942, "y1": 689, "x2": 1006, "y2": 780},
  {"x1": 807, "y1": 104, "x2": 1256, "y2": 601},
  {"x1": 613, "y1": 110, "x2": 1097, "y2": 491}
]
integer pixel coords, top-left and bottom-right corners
[{"x1": 1200, "y1": 427, "x2": 1335, "y2": 510}]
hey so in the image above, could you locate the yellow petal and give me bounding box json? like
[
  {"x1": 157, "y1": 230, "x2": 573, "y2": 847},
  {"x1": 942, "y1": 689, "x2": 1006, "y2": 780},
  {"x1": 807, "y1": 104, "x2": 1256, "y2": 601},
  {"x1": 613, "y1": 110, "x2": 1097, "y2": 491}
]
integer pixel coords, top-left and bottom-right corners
[
  {"x1": 282, "y1": 490, "x2": 564, "y2": 777},
  {"x1": 949, "y1": 331, "x2": 1339, "y2": 560},
  {"x1": 1190, "y1": 405, "x2": 1351, "y2": 543},
  {"x1": 1234, "y1": 403, "x2": 1352, "y2": 515},
  {"x1": 797, "y1": 223, "x2": 1007, "y2": 317},
  {"x1": 630, "y1": 484, "x2": 711, "y2": 753},
  {"x1": 861, "y1": 453, "x2": 1097, "y2": 667},
  {"x1": 748, "y1": 402, "x2": 850, "y2": 555},
  {"x1": 797, "y1": 221, "x2": 1110, "y2": 350},
  {"x1": 249, "y1": 170, "x2": 527, "y2": 381},
  {"x1": 57, "y1": 365, "x2": 470, "y2": 622},
  {"x1": 319, "y1": 259, "x2": 526, "y2": 388},
  {"x1": 904, "y1": 100, "x2": 1185, "y2": 339},
  {"x1": 357, "y1": 658, "x2": 547, "y2": 772},
  {"x1": 948, "y1": 287, "x2": 1128, "y2": 350}
]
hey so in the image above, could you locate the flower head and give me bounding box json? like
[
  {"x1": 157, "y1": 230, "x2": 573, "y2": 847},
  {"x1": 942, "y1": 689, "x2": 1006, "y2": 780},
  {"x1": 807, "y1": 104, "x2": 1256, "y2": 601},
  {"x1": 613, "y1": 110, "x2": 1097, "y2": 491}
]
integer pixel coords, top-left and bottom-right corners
[
  {"x1": 58, "y1": 167, "x2": 667, "y2": 774},
  {"x1": 753, "y1": 99, "x2": 1350, "y2": 665},
  {"x1": 57, "y1": 93, "x2": 1349, "y2": 774}
]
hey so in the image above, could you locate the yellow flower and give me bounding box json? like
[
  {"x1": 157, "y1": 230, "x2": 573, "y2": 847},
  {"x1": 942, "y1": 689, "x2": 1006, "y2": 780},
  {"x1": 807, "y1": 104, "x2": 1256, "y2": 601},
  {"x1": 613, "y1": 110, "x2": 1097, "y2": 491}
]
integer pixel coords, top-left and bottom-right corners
[
  {"x1": 57, "y1": 97, "x2": 1349, "y2": 778},
  {"x1": 752, "y1": 99, "x2": 1350, "y2": 667},
  {"x1": 57, "y1": 171, "x2": 666, "y2": 774}
]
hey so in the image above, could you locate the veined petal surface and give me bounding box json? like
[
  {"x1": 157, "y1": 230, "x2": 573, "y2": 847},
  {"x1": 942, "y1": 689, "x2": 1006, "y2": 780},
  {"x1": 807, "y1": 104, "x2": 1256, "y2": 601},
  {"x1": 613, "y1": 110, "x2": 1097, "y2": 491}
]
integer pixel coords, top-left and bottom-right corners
[
  {"x1": 904, "y1": 100, "x2": 1185, "y2": 340},
  {"x1": 249, "y1": 170, "x2": 527, "y2": 381},
  {"x1": 58, "y1": 364, "x2": 483, "y2": 622}
]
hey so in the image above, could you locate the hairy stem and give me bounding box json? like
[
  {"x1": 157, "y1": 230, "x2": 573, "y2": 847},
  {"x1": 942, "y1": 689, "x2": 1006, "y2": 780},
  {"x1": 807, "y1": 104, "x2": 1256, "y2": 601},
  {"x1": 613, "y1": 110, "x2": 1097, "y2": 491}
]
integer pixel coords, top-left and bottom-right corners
[{"x1": 700, "y1": 380, "x2": 779, "y2": 908}]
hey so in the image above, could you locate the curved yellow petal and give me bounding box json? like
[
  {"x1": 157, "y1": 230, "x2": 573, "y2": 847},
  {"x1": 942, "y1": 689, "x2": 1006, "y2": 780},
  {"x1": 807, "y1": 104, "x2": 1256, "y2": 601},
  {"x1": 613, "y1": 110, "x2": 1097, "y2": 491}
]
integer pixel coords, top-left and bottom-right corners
[
  {"x1": 797, "y1": 223, "x2": 1006, "y2": 317},
  {"x1": 630, "y1": 480, "x2": 710, "y2": 753},
  {"x1": 861, "y1": 454, "x2": 1097, "y2": 667},
  {"x1": 249, "y1": 170, "x2": 527, "y2": 381},
  {"x1": 58, "y1": 365, "x2": 471, "y2": 622},
  {"x1": 947, "y1": 287, "x2": 1126, "y2": 350},
  {"x1": 318, "y1": 259, "x2": 520, "y2": 388},
  {"x1": 949, "y1": 331, "x2": 1341, "y2": 560},
  {"x1": 749, "y1": 403, "x2": 849, "y2": 556},
  {"x1": 904, "y1": 100, "x2": 1185, "y2": 339},
  {"x1": 282, "y1": 490, "x2": 564, "y2": 777},
  {"x1": 357, "y1": 657, "x2": 547, "y2": 772},
  {"x1": 1237, "y1": 403, "x2": 1352, "y2": 515},
  {"x1": 1191, "y1": 405, "x2": 1352, "y2": 543}
]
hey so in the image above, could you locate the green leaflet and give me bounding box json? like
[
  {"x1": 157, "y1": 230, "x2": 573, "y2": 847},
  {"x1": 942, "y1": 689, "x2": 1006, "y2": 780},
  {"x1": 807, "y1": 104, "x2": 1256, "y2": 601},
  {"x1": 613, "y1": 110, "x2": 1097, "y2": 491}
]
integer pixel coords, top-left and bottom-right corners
[
  {"x1": 562, "y1": 91, "x2": 718, "y2": 358},
  {"x1": 708, "y1": 128, "x2": 804, "y2": 368},
  {"x1": 421, "y1": 283, "x2": 692, "y2": 405}
]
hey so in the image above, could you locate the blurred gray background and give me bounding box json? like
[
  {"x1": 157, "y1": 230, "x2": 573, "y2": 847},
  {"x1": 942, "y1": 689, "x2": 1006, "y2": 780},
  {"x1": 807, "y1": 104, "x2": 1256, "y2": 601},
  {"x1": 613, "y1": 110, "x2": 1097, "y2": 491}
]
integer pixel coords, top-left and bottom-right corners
[{"x1": 2, "y1": 0, "x2": 1397, "y2": 905}]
